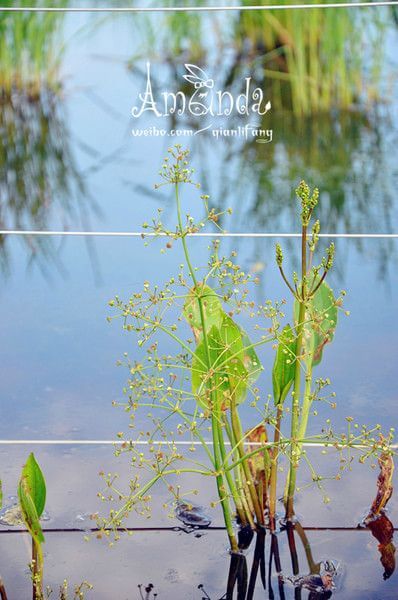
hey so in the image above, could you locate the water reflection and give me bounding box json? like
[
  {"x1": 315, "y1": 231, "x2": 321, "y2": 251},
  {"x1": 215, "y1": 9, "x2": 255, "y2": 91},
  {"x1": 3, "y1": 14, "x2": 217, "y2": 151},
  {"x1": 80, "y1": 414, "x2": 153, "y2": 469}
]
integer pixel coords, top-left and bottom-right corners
[
  {"x1": 0, "y1": 87, "x2": 97, "y2": 277},
  {"x1": 0, "y1": 4, "x2": 103, "y2": 279},
  {"x1": 195, "y1": 520, "x2": 395, "y2": 599},
  {"x1": 126, "y1": 5, "x2": 389, "y2": 115},
  {"x1": 0, "y1": 9, "x2": 397, "y2": 282}
]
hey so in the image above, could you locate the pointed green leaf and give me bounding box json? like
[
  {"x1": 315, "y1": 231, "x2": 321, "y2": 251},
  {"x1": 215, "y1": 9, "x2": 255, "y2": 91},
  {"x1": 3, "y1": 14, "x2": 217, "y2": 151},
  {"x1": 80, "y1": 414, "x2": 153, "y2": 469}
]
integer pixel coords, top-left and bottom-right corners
[
  {"x1": 192, "y1": 323, "x2": 248, "y2": 410},
  {"x1": 272, "y1": 324, "x2": 296, "y2": 406},
  {"x1": 19, "y1": 453, "x2": 46, "y2": 518},
  {"x1": 310, "y1": 281, "x2": 338, "y2": 366},
  {"x1": 240, "y1": 331, "x2": 262, "y2": 387},
  {"x1": 183, "y1": 284, "x2": 223, "y2": 342},
  {"x1": 294, "y1": 280, "x2": 338, "y2": 367},
  {"x1": 218, "y1": 314, "x2": 244, "y2": 356},
  {"x1": 186, "y1": 288, "x2": 263, "y2": 409},
  {"x1": 18, "y1": 477, "x2": 45, "y2": 545},
  {"x1": 217, "y1": 314, "x2": 262, "y2": 389}
]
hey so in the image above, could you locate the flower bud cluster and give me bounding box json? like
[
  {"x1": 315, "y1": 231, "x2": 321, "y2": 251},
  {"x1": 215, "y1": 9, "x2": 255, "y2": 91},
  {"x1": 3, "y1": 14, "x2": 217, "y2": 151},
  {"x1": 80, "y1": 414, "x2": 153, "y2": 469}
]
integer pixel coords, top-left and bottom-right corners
[
  {"x1": 322, "y1": 242, "x2": 335, "y2": 271},
  {"x1": 309, "y1": 219, "x2": 320, "y2": 252},
  {"x1": 275, "y1": 243, "x2": 283, "y2": 267},
  {"x1": 296, "y1": 180, "x2": 319, "y2": 226}
]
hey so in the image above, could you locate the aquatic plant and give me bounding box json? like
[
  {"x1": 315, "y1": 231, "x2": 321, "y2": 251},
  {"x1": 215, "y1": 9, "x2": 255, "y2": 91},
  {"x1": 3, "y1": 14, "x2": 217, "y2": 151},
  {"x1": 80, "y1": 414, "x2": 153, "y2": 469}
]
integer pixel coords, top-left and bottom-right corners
[
  {"x1": 275, "y1": 181, "x2": 338, "y2": 519},
  {"x1": 0, "y1": 454, "x2": 93, "y2": 599},
  {"x1": 100, "y1": 146, "x2": 278, "y2": 550},
  {"x1": 18, "y1": 453, "x2": 46, "y2": 599},
  {"x1": 99, "y1": 145, "x2": 394, "y2": 554}
]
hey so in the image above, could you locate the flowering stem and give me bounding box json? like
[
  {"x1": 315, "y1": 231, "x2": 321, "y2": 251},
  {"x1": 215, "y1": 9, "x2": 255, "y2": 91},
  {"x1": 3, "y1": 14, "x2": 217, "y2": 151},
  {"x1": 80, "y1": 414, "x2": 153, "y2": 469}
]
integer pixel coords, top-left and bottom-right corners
[
  {"x1": 285, "y1": 223, "x2": 307, "y2": 519},
  {"x1": 175, "y1": 182, "x2": 238, "y2": 551}
]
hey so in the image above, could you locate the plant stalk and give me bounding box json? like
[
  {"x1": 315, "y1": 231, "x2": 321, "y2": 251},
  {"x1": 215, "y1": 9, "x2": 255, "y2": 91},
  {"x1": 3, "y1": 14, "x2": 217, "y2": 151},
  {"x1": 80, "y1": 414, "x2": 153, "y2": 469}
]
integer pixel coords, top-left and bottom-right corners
[
  {"x1": 269, "y1": 404, "x2": 283, "y2": 531},
  {"x1": 230, "y1": 398, "x2": 264, "y2": 525},
  {"x1": 175, "y1": 182, "x2": 238, "y2": 551},
  {"x1": 285, "y1": 223, "x2": 307, "y2": 519},
  {"x1": 32, "y1": 539, "x2": 43, "y2": 600}
]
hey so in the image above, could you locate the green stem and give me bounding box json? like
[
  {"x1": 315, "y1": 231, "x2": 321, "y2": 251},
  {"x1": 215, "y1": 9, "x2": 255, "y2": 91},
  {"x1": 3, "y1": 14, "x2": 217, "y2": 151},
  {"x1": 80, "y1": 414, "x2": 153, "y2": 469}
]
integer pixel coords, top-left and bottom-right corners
[
  {"x1": 108, "y1": 465, "x2": 214, "y2": 528},
  {"x1": 222, "y1": 415, "x2": 250, "y2": 526},
  {"x1": 296, "y1": 355, "x2": 314, "y2": 458},
  {"x1": 224, "y1": 414, "x2": 257, "y2": 528},
  {"x1": 285, "y1": 223, "x2": 307, "y2": 520},
  {"x1": 230, "y1": 397, "x2": 264, "y2": 525},
  {"x1": 175, "y1": 182, "x2": 238, "y2": 551},
  {"x1": 283, "y1": 353, "x2": 315, "y2": 515},
  {"x1": 285, "y1": 301, "x2": 305, "y2": 519},
  {"x1": 269, "y1": 404, "x2": 283, "y2": 531},
  {"x1": 32, "y1": 540, "x2": 43, "y2": 600}
]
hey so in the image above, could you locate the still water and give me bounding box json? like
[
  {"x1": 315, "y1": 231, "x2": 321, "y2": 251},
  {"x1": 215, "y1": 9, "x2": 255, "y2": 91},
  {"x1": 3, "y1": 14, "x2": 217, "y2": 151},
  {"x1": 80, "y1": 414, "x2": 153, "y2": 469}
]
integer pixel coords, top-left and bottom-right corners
[{"x1": 1, "y1": 6, "x2": 398, "y2": 599}]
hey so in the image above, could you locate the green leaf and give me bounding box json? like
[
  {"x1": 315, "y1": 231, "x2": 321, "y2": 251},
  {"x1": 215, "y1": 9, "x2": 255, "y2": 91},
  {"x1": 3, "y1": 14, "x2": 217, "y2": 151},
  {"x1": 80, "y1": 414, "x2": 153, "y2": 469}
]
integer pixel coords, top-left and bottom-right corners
[
  {"x1": 218, "y1": 314, "x2": 244, "y2": 356},
  {"x1": 294, "y1": 281, "x2": 338, "y2": 366},
  {"x1": 240, "y1": 331, "x2": 262, "y2": 387},
  {"x1": 18, "y1": 478, "x2": 45, "y2": 545},
  {"x1": 19, "y1": 453, "x2": 46, "y2": 518},
  {"x1": 186, "y1": 289, "x2": 263, "y2": 409},
  {"x1": 217, "y1": 314, "x2": 262, "y2": 389},
  {"x1": 183, "y1": 284, "x2": 223, "y2": 342},
  {"x1": 192, "y1": 322, "x2": 248, "y2": 410},
  {"x1": 272, "y1": 324, "x2": 296, "y2": 406}
]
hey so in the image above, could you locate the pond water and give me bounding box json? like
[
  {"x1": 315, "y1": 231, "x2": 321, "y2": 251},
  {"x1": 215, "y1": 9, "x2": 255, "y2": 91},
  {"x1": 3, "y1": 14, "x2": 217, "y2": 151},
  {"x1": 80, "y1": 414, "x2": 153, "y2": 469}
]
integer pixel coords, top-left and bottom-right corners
[
  {"x1": 1, "y1": 5, "x2": 398, "y2": 599},
  {"x1": 0, "y1": 444, "x2": 397, "y2": 599}
]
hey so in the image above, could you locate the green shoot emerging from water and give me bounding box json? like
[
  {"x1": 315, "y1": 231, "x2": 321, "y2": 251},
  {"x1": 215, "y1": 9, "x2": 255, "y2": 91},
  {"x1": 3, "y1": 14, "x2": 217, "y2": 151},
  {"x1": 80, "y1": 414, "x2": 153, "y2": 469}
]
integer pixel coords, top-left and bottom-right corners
[
  {"x1": 16, "y1": 454, "x2": 93, "y2": 600},
  {"x1": 18, "y1": 453, "x2": 46, "y2": 600}
]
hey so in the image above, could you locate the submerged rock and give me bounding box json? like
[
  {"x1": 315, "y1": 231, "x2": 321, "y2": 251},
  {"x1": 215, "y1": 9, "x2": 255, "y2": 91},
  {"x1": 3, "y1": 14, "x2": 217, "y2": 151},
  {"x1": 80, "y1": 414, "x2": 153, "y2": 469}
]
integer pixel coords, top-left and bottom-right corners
[
  {"x1": 0, "y1": 503, "x2": 23, "y2": 526},
  {"x1": 174, "y1": 500, "x2": 211, "y2": 528},
  {"x1": 280, "y1": 560, "x2": 338, "y2": 594},
  {"x1": 0, "y1": 501, "x2": 50, "y2": 527}
]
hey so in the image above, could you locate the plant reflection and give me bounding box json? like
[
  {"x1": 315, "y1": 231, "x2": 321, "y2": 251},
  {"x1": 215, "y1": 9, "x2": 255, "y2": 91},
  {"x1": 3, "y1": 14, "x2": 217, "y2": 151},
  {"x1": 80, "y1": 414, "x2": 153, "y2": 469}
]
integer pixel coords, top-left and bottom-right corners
[
  {"x1": 126, "y1": 4, "x2": 388, "y2": 115},
  {"x1": 364, "y1": 448, "x2": 396, "y2": 581},
  {"x1": 0, "y1": 3, "x2": 102, "y2": 279},
  {"x1": 367, "y1": 513, "x2": 396, "y2": 581},
  {"x1": 0, "y1": 87, "x2": 95, "y2": 277},
  {"x1": 196, "y1": 518, "x2": 395, "y2": 599}
]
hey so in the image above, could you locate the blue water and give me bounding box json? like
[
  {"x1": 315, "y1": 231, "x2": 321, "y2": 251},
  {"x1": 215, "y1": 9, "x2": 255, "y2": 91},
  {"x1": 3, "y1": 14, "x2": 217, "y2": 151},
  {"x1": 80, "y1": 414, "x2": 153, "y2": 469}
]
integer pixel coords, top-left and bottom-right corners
[{"x1": 1, "y1": 7, "x2": 398, "y2": 599}]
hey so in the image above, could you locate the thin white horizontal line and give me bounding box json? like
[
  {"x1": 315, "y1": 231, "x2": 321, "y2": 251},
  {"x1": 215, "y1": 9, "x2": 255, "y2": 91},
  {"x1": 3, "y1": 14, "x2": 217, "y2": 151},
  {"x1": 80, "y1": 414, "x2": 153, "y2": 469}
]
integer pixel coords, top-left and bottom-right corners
[
  {"x1": 0, "y1": 2, "x2": 397, "y2": 12},
  {"x1": 0, "y1": 230, "x2": 397, "y2": 239},
  {"x1": 0, "y1": 440, "x2": 396, "y2": 449}
]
